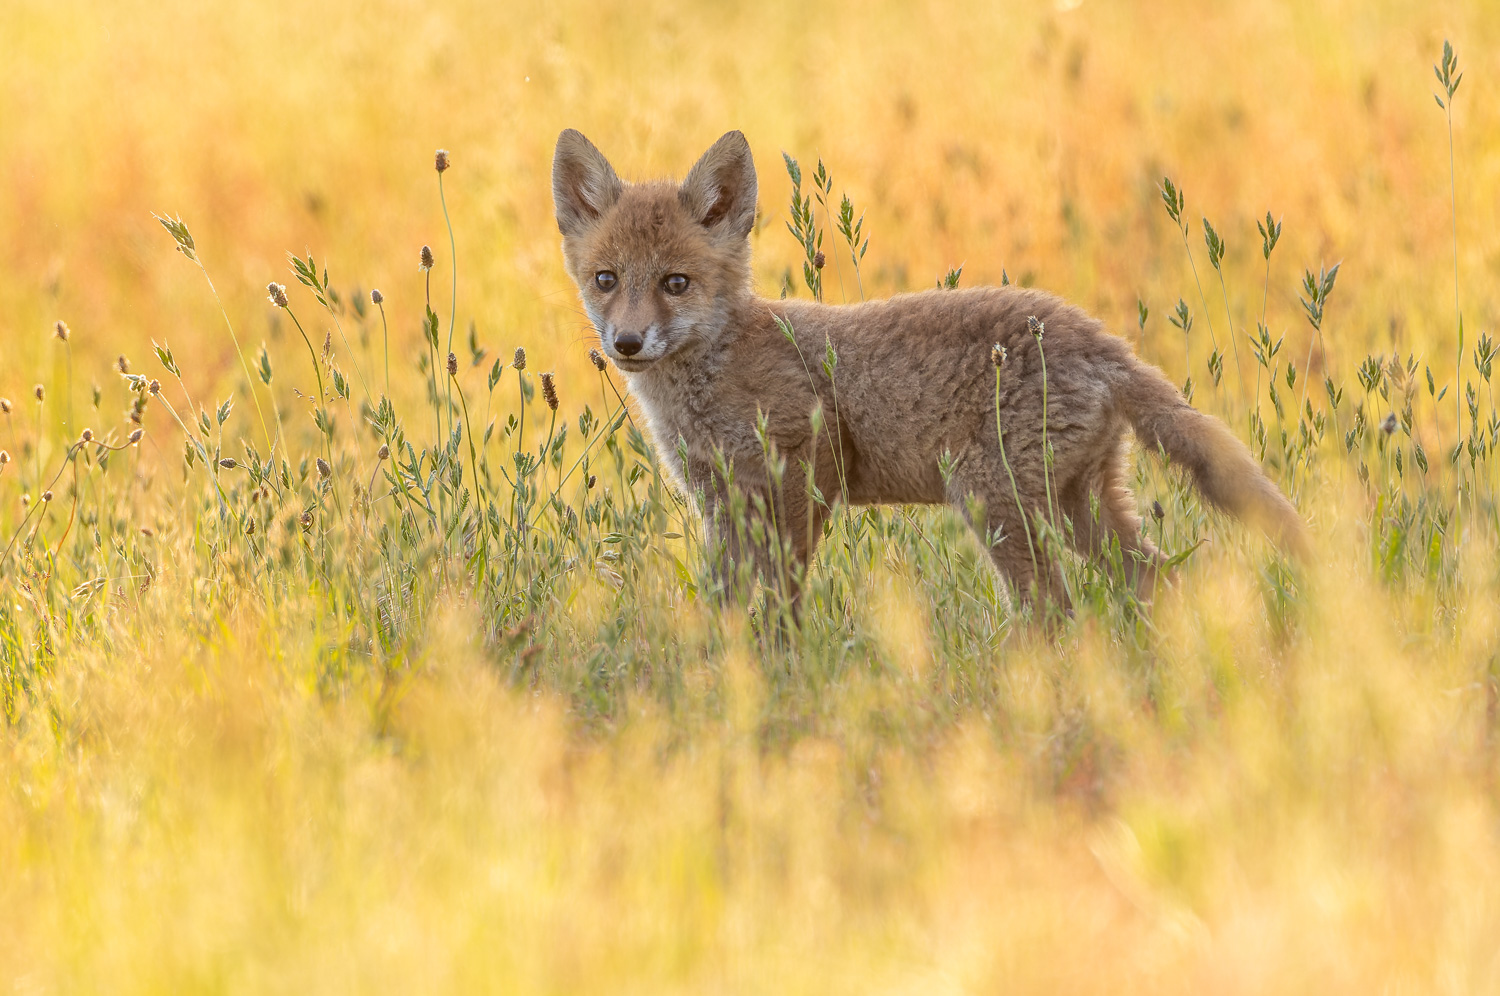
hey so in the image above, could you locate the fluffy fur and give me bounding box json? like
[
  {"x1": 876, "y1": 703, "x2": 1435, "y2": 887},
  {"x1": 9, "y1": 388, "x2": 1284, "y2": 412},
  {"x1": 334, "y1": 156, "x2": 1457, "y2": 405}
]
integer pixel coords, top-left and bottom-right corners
[{"x1": 553, "y1": 128, "x2": 1308, "y2": 612}]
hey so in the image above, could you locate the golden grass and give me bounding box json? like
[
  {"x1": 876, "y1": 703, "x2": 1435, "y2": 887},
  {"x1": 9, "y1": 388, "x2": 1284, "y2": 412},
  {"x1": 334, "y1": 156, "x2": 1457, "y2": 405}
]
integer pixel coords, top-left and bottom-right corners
[{"x1": 3, "y1": 0, "x2": 1500, "y2": 991}]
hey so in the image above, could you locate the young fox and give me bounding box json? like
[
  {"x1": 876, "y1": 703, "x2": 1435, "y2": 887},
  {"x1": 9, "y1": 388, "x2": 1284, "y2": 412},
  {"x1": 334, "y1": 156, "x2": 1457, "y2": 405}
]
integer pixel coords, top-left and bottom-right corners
[{"x1": 553, "y1": 129, "x2": 1307, "y2": 612}]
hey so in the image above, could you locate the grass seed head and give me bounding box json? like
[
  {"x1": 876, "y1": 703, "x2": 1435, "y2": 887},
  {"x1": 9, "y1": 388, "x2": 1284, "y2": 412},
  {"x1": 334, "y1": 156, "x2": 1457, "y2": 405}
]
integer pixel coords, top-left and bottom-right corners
[
  {"x1": 991, "y1": 343, "x2": 1007, "y2": 368},
  {"x1": 148, "y1": 379, "x2": 161, "y2": 396},
  {"x1": 371, "y1": 288, "x2": 383, "y2": 305},
  {"x1": 34, "y1": 384, "x2": 45, "y2": 402},
  {"x1": 0, "y1": 398, "x2": 11, "y2": 415},
  {"x1": 1027, "y1": 315, "x2": 1046, "y2": 341},
  {"x1": 589, "y1": 348, "x2": 607, "y2": 371},
  {"x1": 1151, "y1": 500, "x2": 1165, "y2": 522},
  {"x1": 54, "y1": 320, "x2": 70, "y2": 342},
  {"x1": 128, "y1": 428, "x2": 143, "y2": 444},
  {"x1": 435, "y1": 149, "x2": 450, "y2": 173},
  {"x1": 814, "y1": 250, "x2": 826, "y2": 270},
  {"x1": 0, "y1": 450, "x2": 9, "y2": 467},
  {"x1": 80, "y1": 428, "x2": 93, "y2": 443},
  {"x1": 420, "y1": 245, "x2": 435, "y2": 272},
  {"x1": 587, "y1": 474, "x2": 597, "y2": 490},
  {"x1": 316, "y1": 457, "x2": 331, "y2": 480},
  {"x1": 117, "y1": 355, "x2": 130, "y2": 374},
  {"x1": 447, "y1": 352, "x2": 458, "y2": 376},
  {"x1": 219, "y1": 457, "x2": 237, "y2": 469},
  {"x1": 541, "y1": 372, "x2": 558, "y2": 410},
  {"x1": 377, "y1": 443, "x2": 390, "y2": 460},
  {"x1": 298, "y1": 510, "x2": 314, "y2": 529},
  {"x1": 513, "y1": 346, "x2": 527, "y2": 371},
  {"x1": 267, "y1": 282, "x2": 289, "y2": 308},
  {"x1": 1380, "y1": 412, "x2": 1398, "y2": 435},
  {"x1": 42, "y1": 490, "x2": 53, "y2": 503}
]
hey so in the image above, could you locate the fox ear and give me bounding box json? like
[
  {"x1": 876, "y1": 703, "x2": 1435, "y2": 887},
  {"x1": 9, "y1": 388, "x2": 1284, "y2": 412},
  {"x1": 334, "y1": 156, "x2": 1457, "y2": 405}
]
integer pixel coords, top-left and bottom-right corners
[
  {"x1": 553, "y1": 129, "x2": 623, "y2": 237},
  {"x1": 679, "y1": 131, "x2": 757, "y2": 243}
]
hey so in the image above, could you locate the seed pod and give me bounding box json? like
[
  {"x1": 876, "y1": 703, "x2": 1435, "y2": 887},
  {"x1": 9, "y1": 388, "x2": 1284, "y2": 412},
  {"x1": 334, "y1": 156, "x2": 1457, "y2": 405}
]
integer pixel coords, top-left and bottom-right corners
[
  {"x1": 447, "y1": 352, "x2": 458, "y2": 376},
  {"x1": 513, "y1": 347, "x2": 527, "y2": 371},
  {"x1": 80, "y1": 428, "x2": 93, "y2": 443},
  {"x1": 813, "y1": 250, "x2": 826, "y2": 270},
  {"x1": 1151, "y1": 500, "x2": 1165, "y2": 523},
  {"x1": 377, "y1": 443, "x2": 390, "y2": 460},
  {"x1": 541, "y1": 372, "x2": 558, "y2": 411},
  {"x1": 316, "y1": 457, "x2": 331, "y2": 480},
  {"x1": 41, "y1": 490, "x2": 53, "y2": 503},
  {"x1": 219, "y1": 457, "x2": 237, "y2": 469},
  {"x1": 1027, "y1": 315, "x2": 1045, "y2": 341},
  {"x1": 587, "y1": 474, "x2": 597, "y2": 490},
  {"x1": 128, "y1": 428, "x2": 144, "y2": 444},
  {"x1": 420, "y1": 245, "x2": 435, "y2": 271},
  {"x1": 434, "y1": 149, "x2": 450, "y2": 173},
  {"x1": 34, "y1": 385, "x2": 45, "y2": 402},
  {"x1": 990, "y1": 343, "x2": 1007, "y2": 368},
  {"x1": 371, "y1": 288, "x2": 383, "y2": 305},
  {"x1": 298, "y1": 510, "x2": 314, "y2": 529}
]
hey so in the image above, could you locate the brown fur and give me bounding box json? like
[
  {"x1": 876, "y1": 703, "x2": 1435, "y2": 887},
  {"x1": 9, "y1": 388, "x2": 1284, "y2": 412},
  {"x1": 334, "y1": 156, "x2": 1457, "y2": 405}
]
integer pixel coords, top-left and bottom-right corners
[{"x1": 553, "y1": 129, "x2": 1308, "y2": 613}]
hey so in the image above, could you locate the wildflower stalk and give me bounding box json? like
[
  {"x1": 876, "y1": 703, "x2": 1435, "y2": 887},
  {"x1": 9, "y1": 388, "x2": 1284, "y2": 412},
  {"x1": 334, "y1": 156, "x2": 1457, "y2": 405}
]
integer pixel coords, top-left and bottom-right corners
[
  {"x1": 155, "y1": 214, "x2": 274, "y2": 449},
  {"x1": 437, "y1": 152, "x2": 458, "y2": 443},
  {"x1": 992, "y1": 346, "x2": 1039, "y2": 584}
]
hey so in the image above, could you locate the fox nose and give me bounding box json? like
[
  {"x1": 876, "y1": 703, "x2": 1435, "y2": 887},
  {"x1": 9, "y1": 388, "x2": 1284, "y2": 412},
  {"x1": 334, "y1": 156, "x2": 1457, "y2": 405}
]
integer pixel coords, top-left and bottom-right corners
[{"x1": 614, "y1": 332, "x2": 644, "y2": 357}]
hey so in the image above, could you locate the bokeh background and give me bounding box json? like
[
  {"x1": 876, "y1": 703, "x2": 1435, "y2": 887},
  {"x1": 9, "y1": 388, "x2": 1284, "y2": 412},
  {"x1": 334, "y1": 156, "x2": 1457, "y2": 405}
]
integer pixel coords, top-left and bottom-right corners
[{"x1": 3, "y1": 0, "x2": 1496, "y2": 411}]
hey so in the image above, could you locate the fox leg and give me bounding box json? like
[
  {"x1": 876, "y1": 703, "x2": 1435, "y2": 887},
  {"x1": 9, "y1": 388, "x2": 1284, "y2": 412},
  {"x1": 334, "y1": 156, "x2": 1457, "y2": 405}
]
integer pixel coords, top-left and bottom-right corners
[
  {"x1": 1059, "y1": 456, "x2": 1169, "y2": 601},
  {"x1": 700, "y1": 467, "x2": 819, "y2": 608},
  {"x1": 947, "y1": 473, "x2": 1070, "y2": 618}
]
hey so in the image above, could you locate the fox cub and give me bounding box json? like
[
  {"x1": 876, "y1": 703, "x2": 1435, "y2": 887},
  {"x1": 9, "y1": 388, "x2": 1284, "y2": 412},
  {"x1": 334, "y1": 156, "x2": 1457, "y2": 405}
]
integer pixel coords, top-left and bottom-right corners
[{"x1": 553, "y1": 129, "x2": 1307, "y2": 613}]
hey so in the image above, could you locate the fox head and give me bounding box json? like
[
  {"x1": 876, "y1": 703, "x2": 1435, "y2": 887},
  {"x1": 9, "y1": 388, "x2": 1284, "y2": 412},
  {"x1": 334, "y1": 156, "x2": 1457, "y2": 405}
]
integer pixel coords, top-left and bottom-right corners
[{"x1": 552, "y1": 129, "x2": 758, "y2": 371}]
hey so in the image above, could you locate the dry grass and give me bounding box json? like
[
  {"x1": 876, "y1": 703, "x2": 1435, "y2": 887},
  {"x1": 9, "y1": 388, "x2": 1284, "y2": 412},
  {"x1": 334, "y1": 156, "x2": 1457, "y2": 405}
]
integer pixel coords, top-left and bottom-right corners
[{"x1": 3, "y1": 0, "x2": 1500, "y2": 991}]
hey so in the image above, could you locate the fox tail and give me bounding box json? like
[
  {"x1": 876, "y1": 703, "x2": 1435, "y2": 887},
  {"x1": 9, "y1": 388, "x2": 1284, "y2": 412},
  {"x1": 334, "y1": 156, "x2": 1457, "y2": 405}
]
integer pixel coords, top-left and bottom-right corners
[{"x1": 1116, "y1": 357, "x2": 1309, "y2": 556}]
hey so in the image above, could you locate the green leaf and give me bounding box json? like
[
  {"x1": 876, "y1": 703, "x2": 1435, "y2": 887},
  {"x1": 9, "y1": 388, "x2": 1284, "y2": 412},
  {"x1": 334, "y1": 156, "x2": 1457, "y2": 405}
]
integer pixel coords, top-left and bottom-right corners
[{"x1": 216, "y1": 398, "x2": 233, "y2": 426}]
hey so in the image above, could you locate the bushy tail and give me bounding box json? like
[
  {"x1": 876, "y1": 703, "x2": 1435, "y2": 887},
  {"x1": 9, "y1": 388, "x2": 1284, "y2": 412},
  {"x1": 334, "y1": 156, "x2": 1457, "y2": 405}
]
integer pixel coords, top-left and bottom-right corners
[{"x1": 1117, "y1": 358, "x2": 1309, "y2": 556}]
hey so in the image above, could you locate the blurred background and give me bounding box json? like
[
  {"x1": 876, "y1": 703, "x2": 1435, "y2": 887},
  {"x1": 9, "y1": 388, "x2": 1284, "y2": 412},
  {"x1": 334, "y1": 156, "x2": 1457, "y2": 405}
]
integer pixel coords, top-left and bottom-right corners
[{"x1": 2, "y1": 0, "x2": 1495, "y2": 428}]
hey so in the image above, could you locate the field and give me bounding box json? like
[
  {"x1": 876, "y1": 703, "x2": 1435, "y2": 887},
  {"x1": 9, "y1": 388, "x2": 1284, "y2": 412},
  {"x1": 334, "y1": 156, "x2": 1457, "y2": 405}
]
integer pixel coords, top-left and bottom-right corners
[{"x1": 3, "y1": 0, "x2": 1500, "y2": 990}]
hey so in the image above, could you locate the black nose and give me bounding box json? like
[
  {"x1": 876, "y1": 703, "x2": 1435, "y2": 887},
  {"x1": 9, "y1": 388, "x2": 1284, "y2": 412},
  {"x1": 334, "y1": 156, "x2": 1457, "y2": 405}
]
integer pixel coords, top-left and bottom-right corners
[{"x1": 614, "y1": 332, "x2": 643, "y2": 357}]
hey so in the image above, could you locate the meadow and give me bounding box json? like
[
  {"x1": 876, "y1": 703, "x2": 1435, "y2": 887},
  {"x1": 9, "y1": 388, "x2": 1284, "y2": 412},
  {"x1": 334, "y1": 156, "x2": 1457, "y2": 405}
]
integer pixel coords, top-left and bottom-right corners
[{"x1": 3, "y1": 0, "x2": 1500, "y2": 990}]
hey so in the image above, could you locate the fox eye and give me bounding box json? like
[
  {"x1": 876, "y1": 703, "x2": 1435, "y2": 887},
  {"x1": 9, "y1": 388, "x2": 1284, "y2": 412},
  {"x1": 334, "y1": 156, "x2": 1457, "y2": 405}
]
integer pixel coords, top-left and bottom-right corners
[
  {"x1": 663, "y1": 274, "x2": 690, "y2": 296},
  {"x1": 595, "y1": 271, "x2": 617, "y2": 291}
]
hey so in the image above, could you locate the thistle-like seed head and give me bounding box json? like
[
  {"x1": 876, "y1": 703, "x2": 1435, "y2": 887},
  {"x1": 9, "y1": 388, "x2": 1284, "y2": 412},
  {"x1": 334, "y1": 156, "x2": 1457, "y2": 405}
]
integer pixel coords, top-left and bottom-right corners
[
  {"x1": 54, "y1": 320, "x2": 70, "y2": 342},
  {"x1": 377, "y1": 443, "x2": 390, "y2": 460},
  {"x1": 1027, "y1": 315, "x2": 1046, "y2": 341},
  {"x1": 34, "y1": 384, "x2": 45, "y2": 402},
  {"x1": 813, "y1": 250, "x2": 826, "y2": 270},
  {"x1": 219, "y1": 457, "x2": 237, "y2": 469},
  {"x1": 80, "y1": 428, "x2": 93, "y2": 443},
  {"x1": 420, "y1": 245, "x2": 435, "y2": 271},
  {"x1": 990, "y1": 343, "x2": 1008, "y2": 368},
  {"x1": 128, "y1": 428, "x2": 144, "y2": 444},
  {"x1": 513, "y1": 346, "x2": 527, "y2": 371},
  {"x1": 447, "y1": 352, "x2": 458, "y2": 376},
  {"x1": 541, "y1": 372, "x2": 558, "y2": 411},
  {"x1": 267, "y1": 282, "x2": 289, "y2": 308},
  {"x1": 371, "y1": 288, "x2": 383, "y2": 305},
  {"x1": 589, "y1": 348, "x2": 607, "y2": 371},
  {"x1": 435, "y1": 149, "x2": 450, "y2": 173}
]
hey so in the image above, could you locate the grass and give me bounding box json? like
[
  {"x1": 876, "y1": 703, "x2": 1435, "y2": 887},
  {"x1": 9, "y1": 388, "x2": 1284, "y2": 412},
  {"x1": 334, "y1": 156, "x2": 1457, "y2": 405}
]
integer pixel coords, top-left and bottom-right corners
[{"x1": 3, "y1": 0, "x2": 1500, "y2": 990}]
